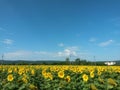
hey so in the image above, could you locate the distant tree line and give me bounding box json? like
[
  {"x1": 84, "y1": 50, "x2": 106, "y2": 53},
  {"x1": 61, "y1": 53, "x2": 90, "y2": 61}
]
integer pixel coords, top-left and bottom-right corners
[
  {"x1": 64, "y1": 58, "x2": 106, "y2": 65},
  {"x1": 0, "y1": 58, "x2": 120, "y2": 65}
]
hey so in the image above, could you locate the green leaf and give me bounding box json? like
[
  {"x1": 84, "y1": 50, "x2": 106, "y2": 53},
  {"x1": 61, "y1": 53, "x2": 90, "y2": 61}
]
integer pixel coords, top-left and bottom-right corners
[
  {"x1": 18, "y1": 84, "x2": 26, "y2": 90},
  {"x1": 107, "y1": 85, "x2": 113, "y2": 89}
]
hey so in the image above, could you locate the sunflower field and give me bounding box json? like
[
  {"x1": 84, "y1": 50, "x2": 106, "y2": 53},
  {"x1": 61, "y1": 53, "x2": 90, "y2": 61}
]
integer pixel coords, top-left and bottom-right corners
[{"x1": 0, "y1": 65, "x2": 120, "y2": 90}]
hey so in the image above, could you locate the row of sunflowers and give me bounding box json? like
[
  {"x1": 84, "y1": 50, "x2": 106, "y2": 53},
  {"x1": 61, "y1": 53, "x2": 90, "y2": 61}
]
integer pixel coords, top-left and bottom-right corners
[{"x1": 0, "y1": 65, "x2": 120, "y2": 90}]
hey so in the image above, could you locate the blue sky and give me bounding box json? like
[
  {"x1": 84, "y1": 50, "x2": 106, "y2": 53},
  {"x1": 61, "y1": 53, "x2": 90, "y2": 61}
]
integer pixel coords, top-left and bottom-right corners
[{"x1": 0, "y1": 0, "x2": 120, "y2": 61}]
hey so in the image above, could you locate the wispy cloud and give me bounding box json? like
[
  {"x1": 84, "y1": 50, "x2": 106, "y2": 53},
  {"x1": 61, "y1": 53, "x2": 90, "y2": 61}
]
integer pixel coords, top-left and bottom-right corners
[
  {"x1": 4, "y1": 50, "x2": 32, "y2": 60},
  {"x1": 0, "y1": 27, "x2": 14, "y2": 36},
  {"x1": 4, "y1": 48, "x2": 77, "y2": 60},
  {"x1": 89, "y1": 38, "x2": 97, "y2": 42},
  {"x1": 98, "y1": 40, "x2": 114, "y2": 47},
  {"x1": 66, "y1": 46, "x2": 79, "y2": 51},
  {"x1": 58, "y1": 43, "x2": 64, "y2": 47},
  {"x1": 4, "y1": 50, "x2": 71, "y2": 60},
  {"x1": 4, "y1": 50, "x2": 57, "y2": 60},
  {"x1": 4, "y1": 48, "x2": 90, "y2": 60},
  {"x1": 2, "y1": 39, "x2": 14, "y2": 45}
]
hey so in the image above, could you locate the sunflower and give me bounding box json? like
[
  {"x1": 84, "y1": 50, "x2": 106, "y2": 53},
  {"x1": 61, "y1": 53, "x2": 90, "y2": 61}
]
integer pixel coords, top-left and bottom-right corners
[
  {"x1": 43, "y1": 73, "x2": 48, "y2": 79},
  {"x1": 65, "y1": 75, "x2": 71, "y2": 82},
  {"x1": 22, "y1": 77, "x2": 28, "y2": 83},
  {"x1": 90, "y1": 72, "x2": 94, "y2": 78},
  {"x1": 7, "y1": 74, "x2": 14, "y2": 81},
  {"x1": 31, "y1": 69, "x2": 35, "y2": 75},
  {"x1": 97, "y1": 70, "x2": 102, "y2": 76},
  {"x1": 90, "y1": 84, "x2": 98, "y2": 90},
  {"x1": 108, "y1": 78, "x2": 117, "y2": 86},
  {"x1": 18, "y1": 69, "x2": 23, "y2": 75},
  {"x1": 42, "y1": 70, "x2": 46, "y2": 76},
  {"x1": 47, "y1": 72, "x2": 53, "y2": 80},
  {"x1": 29, "y1": 84, "x2": 38, "y2": 90},
  {"x1": 8, "y1": 69, "x2": 12, "y2": 73},
  {"x1": 58, "y1": 71, "x2": 64, "y2": 78},
  {"x1": 82, "y1": 74, "x2": 88, "y2": 82}
]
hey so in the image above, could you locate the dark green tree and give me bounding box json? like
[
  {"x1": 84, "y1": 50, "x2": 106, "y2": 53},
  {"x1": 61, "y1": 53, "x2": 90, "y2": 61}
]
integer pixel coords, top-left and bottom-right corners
[
  {"x1": 75, "y1": 58, "x2": 81, "y2": 65},
  {"x1": 65, "y1": 57, "x2": 70, "y2": 65}
]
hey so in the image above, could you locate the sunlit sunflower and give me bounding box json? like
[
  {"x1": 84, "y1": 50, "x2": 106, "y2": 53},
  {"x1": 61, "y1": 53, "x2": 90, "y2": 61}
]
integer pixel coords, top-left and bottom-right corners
[
  {"x1": 47, "y1": 72, "x2": 53, "y2": 80},
  {"x1": 42, "y1": 70, "x2": 46, "y2": 76},
  {"x1": 18, "y1": 69, "x2": 23, "y2": 75},
  {"x1": 8, "y1": 69, "x2": 12, "y2": 73},
  {"x1": 65, "y1": 75, "x2": 71, "y2": 82},
  {"x1": 90, "y1": 72, "x2": 94, "y2": 78},
  {"x1": 82, "y1": 74, "x2": 88, "y2": 82},
  {"x1": 31, "y1": 69, "x2": 35, "y2": 75},
  {"x1": 97, "y1": 71, "x2": 101, "y2": 76},
  {"x1": 7, "y1": 74, "x2": 14, "y2": 81},
  {"x1": 58, "y1": 71, "x2": 64, "y2": 78}
]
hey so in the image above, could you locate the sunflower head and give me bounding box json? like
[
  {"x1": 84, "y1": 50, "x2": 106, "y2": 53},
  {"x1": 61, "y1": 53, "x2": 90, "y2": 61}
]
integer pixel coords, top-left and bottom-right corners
[
  {"x1": 65, "y1": 75, "x2": 71, "y2": 82},
  {"x1": 90, "y1": 72, "x2": 94, "y2": 78},
  {"x1": 22, "y1": 77, "x2": 28, "y2": 83},
  {"x1": 8, "y1": 69, "x2": 12, "y2": 73},
  {"x1": 47, "y1": 72, "x2": 53, "y2": 80},
  {"x1": 31, "y1": 69, "x2": 35, "y2": 75},
  {"x1": 7, "y1": 74, "x2": 14, "y2": 81},
  {"x1": 82, "y1": 74, "x2": 88, "y2": 82},
  {"x1": 58, "y1": 71, "x2": 64, "y2": 78}
]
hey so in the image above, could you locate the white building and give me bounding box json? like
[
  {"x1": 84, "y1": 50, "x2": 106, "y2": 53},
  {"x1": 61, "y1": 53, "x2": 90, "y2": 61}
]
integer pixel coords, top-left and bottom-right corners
[{"x1": 104, "y1": 61, "x2": 116, "y2": 65}]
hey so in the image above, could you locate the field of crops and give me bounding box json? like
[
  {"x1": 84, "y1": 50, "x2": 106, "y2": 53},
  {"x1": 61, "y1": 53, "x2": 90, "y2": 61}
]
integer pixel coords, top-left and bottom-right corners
[{"x1": 0, "y1": 65, "x2": 120, "y2": 90}]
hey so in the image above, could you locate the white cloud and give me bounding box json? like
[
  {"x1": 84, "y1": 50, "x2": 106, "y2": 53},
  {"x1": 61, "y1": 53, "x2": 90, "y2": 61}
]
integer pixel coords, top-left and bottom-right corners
[
  {"x1": 89, "y1": 38, "x2": 97, "y2": 42},
  {"x1": 57, "y1": 45, "x2": 79, "y2": 57},
  {"x1": 64, "y1": 49, "x2": 77, "y2": 56},
  {"x1": 5, "y1": 50, "x2": 32, "y2": 57},
  {"x1": 58, "y1": 46, "x2": 79, "y2": 57},
  {"x1": 0, "y1": 27, "x2": 14, "y2": 37},
  {"x1": 99, "y1": 40, "x2": 114, "y2": 47},
  {"x1": 34, "y1": 51, "x2": 48, "y2": 55},
  {"x1": 2, "y1": 39, "x2": 14, "y2": 45},
  {"x1": 3, "y1": 46, "x2": 89, "y2": 60},
  {"x1": 58, "y1": 43, "x2": 64, "y2": 47},
  {"x1": 4, "y1": 50, "x2": 59, "y2": 60},
  {"x1": 66, "y1": 46, "x2": 79, "y2": 51},
  {"x1": 58, "y1": 49, "x2": 90, "y2": 61},
  {"x1": 58, "y1": 49, "x2": 77, "y2": 57}
]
